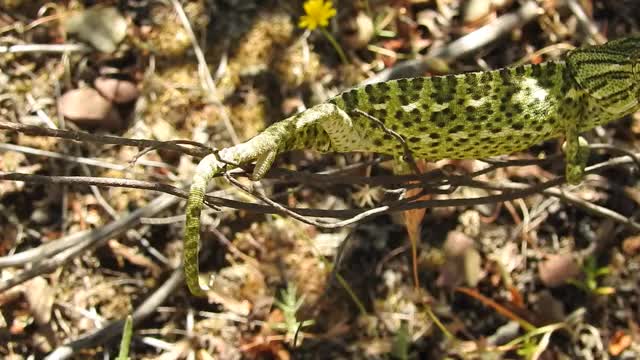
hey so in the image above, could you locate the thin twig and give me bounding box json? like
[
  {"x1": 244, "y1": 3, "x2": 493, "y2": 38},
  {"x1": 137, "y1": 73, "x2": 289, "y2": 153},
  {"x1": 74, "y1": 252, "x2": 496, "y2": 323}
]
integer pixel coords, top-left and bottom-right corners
[
  {"x1": 364, "y1": 0, "x2": 542, "y2": 83},
  {"x1": 44, "y1": 267, "x2": 184, "y2": 360},
  {"x1": 0, "y1": 121, "x2": 211, "y2": 158},
  {"x1": 0, "y1": 142, "x2": 174, "y2": 180},
  {"x1": 0, "y1": 194, "x2": 178, "y2": 292},
  {"x1": 0, "y1": 43, "x2": 91, "y2": 54}
]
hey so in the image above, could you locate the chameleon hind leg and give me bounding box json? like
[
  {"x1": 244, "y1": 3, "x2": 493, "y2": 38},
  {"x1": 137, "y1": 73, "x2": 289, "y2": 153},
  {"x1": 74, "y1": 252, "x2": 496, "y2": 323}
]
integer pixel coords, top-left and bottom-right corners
[
  {"x1": 183, "y1": 103, "x2": 357, "y2": 296},
  {"x1": 184, "y1": 141, "x2": 281, "y2": 296}
]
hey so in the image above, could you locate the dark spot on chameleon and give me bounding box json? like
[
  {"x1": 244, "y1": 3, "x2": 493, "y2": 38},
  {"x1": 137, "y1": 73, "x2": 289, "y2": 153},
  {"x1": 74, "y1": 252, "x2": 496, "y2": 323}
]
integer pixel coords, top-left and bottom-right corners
[
  {"x1": 409, "y1": 136, "x2": 420, "y2": 142},
  {"x1": 364, "y1": 84, "x2": 375, "y2": 95},
  {"x1": 374, "y1": 110, "x2": 388, "y2": 120},
  {"x1": 445, "y1": 74, "x2": 458, "y2": 86},
  {"x1": 546, "y1": 62, "x2": 557, "y2": 75},
  {"x1": 435, "y1": 93, "x2": 453, "y2": 103},
  {"x1": 531, "y1": 64, "x2": 542, "y2": 77},
  {"x1": 511, "y1": 122, "x2": 524, "y2": 130},
  {"x1": 464, "y1": 73, "x2": 478, "y2": 86},
  {"x1": 515, "y1": 66, "x2": 525, "y2": 76},
  {"x1": 539, "y1": 78, "x2": 554, "y2": 89},
  {"x1": 409, "y1": 109, "x2": 421, "y2": 120},
  {"x1": 378, "y1": 82, "x2": 390, "y2": 92},
  {"x1": 394, "y1": 143, "x2": 403, "y2": 149},
  {"x1": 429, "y1": 132, "x2": 440, "y2": 139},
  {"x1": 436, "y1": 121, "x2": 446, "y2": 128},
  {"x1": 499, "y1": 68, "x2": 511, "y2": 83},
  {"x1": 383, "y1": 134, "x2": 392, "y2": 140},
  {"x1": 394, "y1": 110, "x2": 403, "y2": 119},
  {"x1": 400, "y1": 95, "x2": 411, "y2": 104},
  {"x1": 418, "y1": 126, "x2": 429, "y2": 132},
  {"x1": 457, "y1": 98, "x2": 466, "y2": 106},
  {"x1": 397, "y1": 78, "x2": 411, "y2": 91},
  {"x1": 534, "y1": 124, "x2": 544, "y2": 132},
  {"x1": 431, "y1": 141, "x2": 440, "y2": 147},
  {"x1": 403, "y1": 121, "x2": 412, "y2": 128},
  {"x1": 342, "y1": 90, "x2": 358, "y2": 107},
  {"x1": 479, "y1": 115, "x2": 489, "y2": 121},
  {"x1": 485, "y1": 108, "x2": 495, "y2": 116},
  {"x1": 472, "y1": 92, "x2": 483, "y2": 101},
  {"x1": 391, "y1": 124, "x2": 399, "y2": 131},
  {"x1": 505, "y1": 111, "x2": 513, "y2": 118},
  {"x1": 499, "y1": 103, "x2": 507, "y2": 112},
  {"x1": 490, "y1": 127, "x2": 502, "y2": 134},
  {"x1": 465, "y1": 106, "x2": 475, "y2": 113},
  {"x1": 448, "y1": 124, "x2": 464, "y2": 133},
  {"x1": 473, "y1": 124, "x2": 482, "y2": 131},
  {"x1": 412, "y1": 78, "x2": 424, "y2": 90}
]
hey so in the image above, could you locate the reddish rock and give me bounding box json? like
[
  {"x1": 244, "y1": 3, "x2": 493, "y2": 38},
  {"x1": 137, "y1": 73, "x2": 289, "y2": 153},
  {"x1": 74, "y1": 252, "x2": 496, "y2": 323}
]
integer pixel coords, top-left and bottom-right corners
[
  {"x1": 538, "y1": 253, "x2": 581, "y2": 287},
  {"x1": 58, "y1": 88, "x2": 121, "y2": 130},
  {"x1": 94, "y1": 76, "x2": 139, "y2": 104}
]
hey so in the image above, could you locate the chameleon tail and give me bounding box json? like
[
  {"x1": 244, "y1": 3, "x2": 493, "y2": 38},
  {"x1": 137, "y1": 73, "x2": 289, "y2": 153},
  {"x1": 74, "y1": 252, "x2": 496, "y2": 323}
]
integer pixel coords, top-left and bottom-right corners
[{"x1": 184, "y1": 153, "x2": 225, "y2": 296}]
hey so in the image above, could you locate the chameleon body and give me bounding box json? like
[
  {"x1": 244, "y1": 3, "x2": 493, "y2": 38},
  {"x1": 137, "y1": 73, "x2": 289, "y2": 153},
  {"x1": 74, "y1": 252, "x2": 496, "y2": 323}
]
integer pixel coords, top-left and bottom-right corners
[{"x1": 185, "y1": 37, "x2": 640, "y2": 296}]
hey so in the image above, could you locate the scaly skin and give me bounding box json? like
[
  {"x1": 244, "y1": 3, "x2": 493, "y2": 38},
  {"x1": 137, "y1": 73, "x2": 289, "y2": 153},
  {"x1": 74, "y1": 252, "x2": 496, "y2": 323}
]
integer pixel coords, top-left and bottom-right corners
[{"x1": 184, "y1": 36, "x2": 640, "y2": 296}]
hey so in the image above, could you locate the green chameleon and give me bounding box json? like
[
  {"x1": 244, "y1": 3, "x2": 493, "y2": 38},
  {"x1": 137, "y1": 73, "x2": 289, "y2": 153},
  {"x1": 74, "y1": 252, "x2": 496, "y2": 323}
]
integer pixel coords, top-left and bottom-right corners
[{"x1": 184, "y1": 36, "x2": 640, "y2": 296}]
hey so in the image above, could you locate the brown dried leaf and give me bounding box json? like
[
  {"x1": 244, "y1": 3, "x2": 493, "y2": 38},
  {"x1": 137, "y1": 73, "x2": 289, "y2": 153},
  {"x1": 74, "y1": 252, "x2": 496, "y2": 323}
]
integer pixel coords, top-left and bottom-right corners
[
  {"x1": 23, "y1": 277, "x2": 54, "y2": 325},
  {"x1": 107, "y1": 239, "x2": 162, "y2": 277},
  {"x1": 622, "y1": 235, "x2": 640, "y2": 255},
  {"x1": 608, "y1": 330, "x2": 632, "y2": 356}
]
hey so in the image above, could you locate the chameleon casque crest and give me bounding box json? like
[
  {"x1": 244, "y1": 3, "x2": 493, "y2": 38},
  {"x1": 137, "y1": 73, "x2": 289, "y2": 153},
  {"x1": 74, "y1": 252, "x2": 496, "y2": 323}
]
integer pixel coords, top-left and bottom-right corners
[{"x1": 184, "y1": 36, "x2": 640, "y2": 296}]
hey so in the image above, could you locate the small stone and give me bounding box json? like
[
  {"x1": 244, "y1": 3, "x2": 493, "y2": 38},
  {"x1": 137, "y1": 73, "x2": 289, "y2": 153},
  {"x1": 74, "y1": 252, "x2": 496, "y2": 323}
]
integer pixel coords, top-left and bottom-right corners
[
  {"x1": 94, "y1": 77, "x2": 139, "y2": 104},
  {"x1": 342, "y1": 12, "x2": 374, "y2": 50},
  {"x1": 443, "y1": 231, "x2": 474, "y2": 257},
  {"x1": 65, "y1": 6, "x2": 127, "y2": 53},
  {"x1": 538, "y1": 253, "x2": 580, "y2": 287},
  {"x1": 58, "y1": 88, "x2": 121, "y2": 130},
  {"x1": 30, "y1": 208, "x2": 50, "y2": 225}
]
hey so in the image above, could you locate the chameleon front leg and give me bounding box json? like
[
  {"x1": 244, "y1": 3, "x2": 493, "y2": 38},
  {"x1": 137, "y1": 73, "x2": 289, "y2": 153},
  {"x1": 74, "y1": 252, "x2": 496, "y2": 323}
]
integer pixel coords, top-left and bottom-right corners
[{"x1": 563, "y1": 121, "x2": 590, "y2": 185}]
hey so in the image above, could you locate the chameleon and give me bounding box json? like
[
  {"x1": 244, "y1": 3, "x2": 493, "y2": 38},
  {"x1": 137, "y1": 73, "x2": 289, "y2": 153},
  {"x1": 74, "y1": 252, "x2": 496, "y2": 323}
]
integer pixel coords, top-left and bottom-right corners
[{"x1": 184, "y1": 36, "x2": 640, "y2": 296}]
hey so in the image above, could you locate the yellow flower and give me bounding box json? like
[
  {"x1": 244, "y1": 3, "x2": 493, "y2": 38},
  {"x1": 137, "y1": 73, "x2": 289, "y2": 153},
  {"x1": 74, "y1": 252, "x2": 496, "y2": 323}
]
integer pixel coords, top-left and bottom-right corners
[{"x1": 298, "y1": 0, "x2": 337, "y2": 30}]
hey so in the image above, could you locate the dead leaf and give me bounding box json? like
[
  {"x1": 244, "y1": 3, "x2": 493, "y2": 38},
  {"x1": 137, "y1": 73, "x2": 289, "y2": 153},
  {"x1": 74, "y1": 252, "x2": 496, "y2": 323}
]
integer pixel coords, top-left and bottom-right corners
[
  {"x1": 622, "y1": 235, "x2": 640, "y2": 255},
  {"x1": 108, "y1": 239, "x2": 162, "y2": 277},
  {"x1": 608, "y1": 330, "x2": 632, "y2": 356},
  {"x1": 23, "y1": 277, "x2": 54, "y2": 325},
  {"x1": 401, "y1": 160, "x2": 429, "y2": 287}
]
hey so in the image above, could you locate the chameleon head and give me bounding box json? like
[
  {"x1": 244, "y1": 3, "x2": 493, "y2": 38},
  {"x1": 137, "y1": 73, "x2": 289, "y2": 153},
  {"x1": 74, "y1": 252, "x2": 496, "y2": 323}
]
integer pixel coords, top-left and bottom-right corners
[{"x1": 567, "y1": 36, "x2": 640, "y2": 119}]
